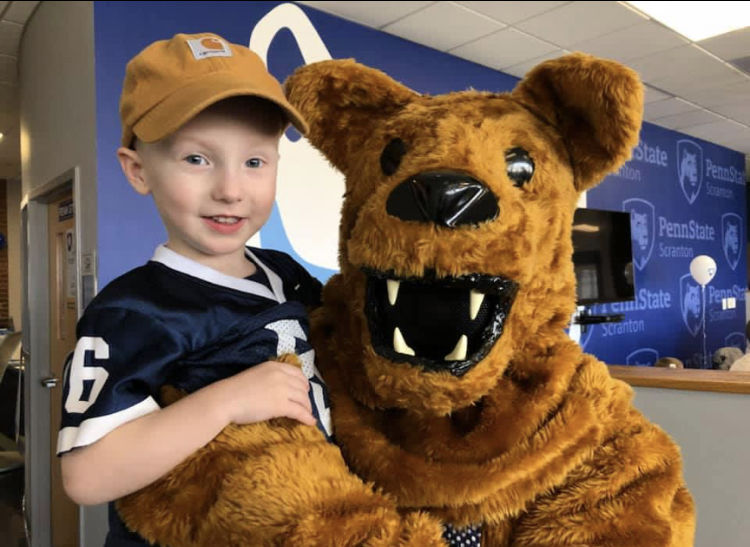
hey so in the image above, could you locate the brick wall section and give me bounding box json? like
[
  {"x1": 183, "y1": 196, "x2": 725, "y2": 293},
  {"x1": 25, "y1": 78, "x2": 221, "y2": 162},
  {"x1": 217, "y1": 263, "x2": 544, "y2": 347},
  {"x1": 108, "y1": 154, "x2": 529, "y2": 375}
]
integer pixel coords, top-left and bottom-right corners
[{"x1": 0, "y1": 179, "x2": 8, "y2": 321}]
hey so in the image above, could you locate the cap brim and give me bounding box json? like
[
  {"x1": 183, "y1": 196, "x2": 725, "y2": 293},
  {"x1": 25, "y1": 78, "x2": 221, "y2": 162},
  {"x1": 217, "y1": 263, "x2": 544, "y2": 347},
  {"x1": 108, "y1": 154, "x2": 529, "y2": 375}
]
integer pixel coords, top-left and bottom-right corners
[{"x1": 130, "y1": 71, "x2": 309, "y2": 145}]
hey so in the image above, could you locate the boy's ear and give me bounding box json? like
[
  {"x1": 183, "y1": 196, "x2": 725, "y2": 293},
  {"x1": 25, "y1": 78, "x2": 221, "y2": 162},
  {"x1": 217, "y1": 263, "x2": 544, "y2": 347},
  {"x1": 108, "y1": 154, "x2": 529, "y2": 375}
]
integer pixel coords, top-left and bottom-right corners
[
  {"x1": 285, "y1": 59, "x2": 417, "y2": 175},
  {"x1": 511, "y1": 52, "x2": 643, "y2": 192},
  {"x1": 117, "y1": 147, "x2": 151, "y2": 195}
]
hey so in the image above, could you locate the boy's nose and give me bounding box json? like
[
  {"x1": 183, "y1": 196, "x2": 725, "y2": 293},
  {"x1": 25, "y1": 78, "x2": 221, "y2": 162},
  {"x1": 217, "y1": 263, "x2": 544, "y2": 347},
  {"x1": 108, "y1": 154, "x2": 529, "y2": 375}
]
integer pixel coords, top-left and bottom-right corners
[{"x1": 211, "y1": 171, "x2": 243, "y2": 202}]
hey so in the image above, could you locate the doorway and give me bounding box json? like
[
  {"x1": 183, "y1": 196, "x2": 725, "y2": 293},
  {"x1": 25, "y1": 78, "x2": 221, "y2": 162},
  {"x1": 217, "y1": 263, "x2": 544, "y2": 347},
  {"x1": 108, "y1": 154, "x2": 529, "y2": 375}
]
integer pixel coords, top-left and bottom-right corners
[
  {"x1": 22, "y1": 168, "x2": 82, "y2": 547},
  {"x1": 46, "y1": 191, "x2": 79, "y2": 546}
]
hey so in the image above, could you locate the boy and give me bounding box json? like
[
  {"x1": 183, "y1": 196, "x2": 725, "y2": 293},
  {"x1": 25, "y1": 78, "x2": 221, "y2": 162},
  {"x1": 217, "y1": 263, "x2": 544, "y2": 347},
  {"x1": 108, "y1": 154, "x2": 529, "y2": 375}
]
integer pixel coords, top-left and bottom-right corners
[{"x1": 57, "y1": 33, "x2": 330, "y2": 546}]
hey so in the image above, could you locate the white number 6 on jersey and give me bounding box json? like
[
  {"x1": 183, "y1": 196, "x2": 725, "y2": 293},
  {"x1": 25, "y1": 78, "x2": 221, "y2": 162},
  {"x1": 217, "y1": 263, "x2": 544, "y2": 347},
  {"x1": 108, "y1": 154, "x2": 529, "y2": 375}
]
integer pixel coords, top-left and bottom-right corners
[{"x1": 64, "y1": 336, "x2": 110, "y2": 414}]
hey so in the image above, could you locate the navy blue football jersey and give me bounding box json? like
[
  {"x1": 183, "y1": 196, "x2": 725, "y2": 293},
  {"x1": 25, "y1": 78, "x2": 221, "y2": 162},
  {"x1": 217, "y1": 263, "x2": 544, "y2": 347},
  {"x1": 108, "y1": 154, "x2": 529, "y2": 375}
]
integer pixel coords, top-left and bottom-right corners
[{"x1": 57, "y1": 245, "x2": 330, "y2": 457}]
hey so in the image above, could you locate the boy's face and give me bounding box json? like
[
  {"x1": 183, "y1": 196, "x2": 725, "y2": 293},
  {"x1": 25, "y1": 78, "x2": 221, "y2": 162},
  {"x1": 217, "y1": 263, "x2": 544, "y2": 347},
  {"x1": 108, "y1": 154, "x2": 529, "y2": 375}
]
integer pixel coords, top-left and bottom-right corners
[{"x1": 122, "y1": 104, "x2": 281, "y2": 270}]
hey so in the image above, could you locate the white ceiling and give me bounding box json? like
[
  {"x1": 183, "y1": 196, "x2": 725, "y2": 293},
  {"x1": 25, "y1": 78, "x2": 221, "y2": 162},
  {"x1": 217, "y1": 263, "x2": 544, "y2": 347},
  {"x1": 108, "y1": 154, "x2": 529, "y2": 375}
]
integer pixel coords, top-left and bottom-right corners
[
  {"x1": 0, "y1": 1, "x2": 748, "y2": 179},
  {"x1": 300, "y1": 1, "x2": 750, "y2": 170},
  {"x1": 0, "y1": 0, "x2": 36, "y2": 179}
]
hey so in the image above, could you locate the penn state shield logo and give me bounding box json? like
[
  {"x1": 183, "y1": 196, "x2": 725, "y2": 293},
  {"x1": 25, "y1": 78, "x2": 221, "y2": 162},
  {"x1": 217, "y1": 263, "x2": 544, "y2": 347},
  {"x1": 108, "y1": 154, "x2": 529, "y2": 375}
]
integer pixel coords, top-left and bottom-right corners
[
  {"x1": 679, "y1": 273, "x2": 703, "y2": 337},
  {"x1": 676, "y1": 139, "x2": 703, "y2": 204},
  {"x1": 721, "y1": 213, "x2": 742, "y2": 271},
  {"x1": 725, "y1": 331, "x2": 746, "y2": 350},
  {"x1": 622, "y1": 198, "x2": 655, "y2": 271},
  {"x1": 626, "y1": 348, "x2": 659, "y2": 367}
]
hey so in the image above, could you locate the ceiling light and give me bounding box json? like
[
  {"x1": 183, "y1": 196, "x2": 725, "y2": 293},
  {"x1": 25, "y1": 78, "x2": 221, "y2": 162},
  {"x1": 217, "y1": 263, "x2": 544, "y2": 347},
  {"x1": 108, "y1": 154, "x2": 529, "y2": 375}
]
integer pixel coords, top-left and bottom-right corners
[
  {"x1": 627, "y1": 1, "x2": 750, "y2": 41},
  {"x1": 0, "y1": 132, "x2": 4, "y2": 141}
]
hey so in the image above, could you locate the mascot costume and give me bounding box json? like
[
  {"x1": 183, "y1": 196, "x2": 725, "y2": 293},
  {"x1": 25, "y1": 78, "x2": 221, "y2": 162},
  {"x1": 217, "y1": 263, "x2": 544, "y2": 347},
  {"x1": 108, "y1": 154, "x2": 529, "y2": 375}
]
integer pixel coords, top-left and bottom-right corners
[{"x1": 117, "y1": 53, "x2": 695, "y2": 546}]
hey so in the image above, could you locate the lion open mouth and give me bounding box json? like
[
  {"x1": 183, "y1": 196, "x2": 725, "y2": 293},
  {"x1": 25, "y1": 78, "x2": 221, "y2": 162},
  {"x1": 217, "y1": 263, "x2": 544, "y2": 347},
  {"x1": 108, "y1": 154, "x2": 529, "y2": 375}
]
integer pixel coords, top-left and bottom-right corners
[{"x1": 364, "y1": 269, "x2": 518, "y2": 376}]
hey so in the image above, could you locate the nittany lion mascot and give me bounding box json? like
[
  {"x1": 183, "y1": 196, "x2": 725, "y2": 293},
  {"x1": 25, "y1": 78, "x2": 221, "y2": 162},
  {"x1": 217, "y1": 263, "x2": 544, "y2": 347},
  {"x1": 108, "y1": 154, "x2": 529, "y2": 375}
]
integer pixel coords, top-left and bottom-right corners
[{"x1": 116, "y1": 53, "x2": 695, "y2": 546}]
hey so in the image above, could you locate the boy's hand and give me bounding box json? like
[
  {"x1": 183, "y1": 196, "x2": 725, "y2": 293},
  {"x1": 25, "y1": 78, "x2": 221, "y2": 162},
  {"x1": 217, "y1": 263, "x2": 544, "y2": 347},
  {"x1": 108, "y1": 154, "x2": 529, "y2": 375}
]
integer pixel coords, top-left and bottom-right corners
[{"x1": 215, "y1": 361, "x2": 316, "y2": 427}]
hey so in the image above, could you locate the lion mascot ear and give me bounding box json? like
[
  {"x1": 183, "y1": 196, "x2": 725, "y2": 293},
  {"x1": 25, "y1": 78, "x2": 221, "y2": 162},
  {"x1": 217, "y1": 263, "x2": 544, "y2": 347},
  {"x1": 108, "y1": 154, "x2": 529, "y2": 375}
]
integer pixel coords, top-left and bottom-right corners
[
  {"x1": 511, "y1": 52, "x2": 643, "y2": 191},
  {"x1": 285, "y1": 59, "x2": 417, "y2": 176}
]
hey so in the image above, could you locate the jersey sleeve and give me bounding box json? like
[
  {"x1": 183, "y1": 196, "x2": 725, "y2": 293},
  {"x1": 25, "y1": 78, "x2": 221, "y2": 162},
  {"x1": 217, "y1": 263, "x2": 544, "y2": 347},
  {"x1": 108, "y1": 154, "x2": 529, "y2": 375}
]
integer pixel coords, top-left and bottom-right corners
[{"x1": 57, "y1": 306, "x2": 185, "y2": 455}]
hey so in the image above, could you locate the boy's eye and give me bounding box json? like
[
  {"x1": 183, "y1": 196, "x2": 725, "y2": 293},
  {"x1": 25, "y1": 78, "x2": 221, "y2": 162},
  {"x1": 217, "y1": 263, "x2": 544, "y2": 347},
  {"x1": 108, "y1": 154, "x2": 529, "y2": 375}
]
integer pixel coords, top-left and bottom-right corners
[
  {"x1": 246, "y1": 158, "x2": 265, "y2": 168},
  {"x1": 184, "y1": 154, "x2": 207, "y2": 166}
]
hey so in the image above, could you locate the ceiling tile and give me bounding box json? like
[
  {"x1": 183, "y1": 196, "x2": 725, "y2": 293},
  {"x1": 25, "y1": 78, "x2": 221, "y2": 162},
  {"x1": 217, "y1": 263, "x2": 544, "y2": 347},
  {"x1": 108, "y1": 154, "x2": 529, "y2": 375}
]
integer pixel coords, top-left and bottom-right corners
[
  {"x1": 0, "y1": 80, "x2": 15, "y2": 98},
  {"x1": 644, "y1": 97, "x2": 698, "y2": 119},
  {"x1": 698, "y1": 27, "x2": 750, "y2": 61},
  {"x1": 299, "y1": 1, "x2": 434, "y2": 29},
  {"x1": 648, "y1": 58, "x2": 747, "y2": 96},
  {"x1": 653, "y1": 108, "x2": 727, "y2": 130},
  {"x1": 628, "y1": 44, "x2": 733, "y2": 84},
  {"x1": 450, "y1": 27, "x2": 557, "y2": 71},
  {"x1": 569, "y1": 20, "x2": 688, "y2": 64},
  {"x1": 383, "y1": 2, "x2": 504, "y2": 51},
  {"x1": 677, "y1": 80, "x2": 750, "y2": 107},
  {"x1": 711, "y1": 101, "x2": 750, "y2": 126},
  {"x1": 3, "y1": 1, "x2": 39, "y2": 24},
  {"x1": 456, "y1": 1, "x2": 569, "y2": 24},
  {"x1": 0, "y1": 54, "x2": 16, "y2": 83},
  {"x1": 0, "y1": 21, "x2": 22, "y2": 56},
  {"x1": 643, "y1": 85, "x2": 671, "y2": 103},
  {"x1": 515, "y1": 1, "x2": 645, "y2": 48},
  {"x1": 0, "y1": 111, "x2": 16, "y2": 134},
  {"x1": 681, "y1": 119, "x2": 749, "y2": 144},
  {"x1": 502, "y1": 49, "x2": 569, "y2": 78}
]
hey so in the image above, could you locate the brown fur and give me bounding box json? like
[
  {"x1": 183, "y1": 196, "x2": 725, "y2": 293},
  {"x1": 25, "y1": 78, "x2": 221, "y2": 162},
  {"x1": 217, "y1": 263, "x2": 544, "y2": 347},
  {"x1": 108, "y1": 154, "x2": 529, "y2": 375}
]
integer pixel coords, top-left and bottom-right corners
[
  {"x1": 285, "y1": 53, "x2": 695, "y2": 545},
  {"x1": 116, "y1": 354, "x2": 445, "y2": 546}
]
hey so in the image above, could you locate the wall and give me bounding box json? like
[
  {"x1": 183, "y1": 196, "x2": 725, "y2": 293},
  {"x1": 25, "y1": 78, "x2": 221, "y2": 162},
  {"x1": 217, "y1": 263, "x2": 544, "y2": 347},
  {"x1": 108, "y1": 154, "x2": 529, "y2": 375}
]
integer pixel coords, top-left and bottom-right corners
[
  {"x1": 19, "y1": 1, "x2": 106, "y2": 545},
  {"x1": 0, "y1": 179, "x2": 7, "y2": 320},
  {"x1": 632, "y1": 386, "x2": 750, "y2": 547},
  {"x1": 7, "y1": 178, "x2": 21, "y2": 350}
]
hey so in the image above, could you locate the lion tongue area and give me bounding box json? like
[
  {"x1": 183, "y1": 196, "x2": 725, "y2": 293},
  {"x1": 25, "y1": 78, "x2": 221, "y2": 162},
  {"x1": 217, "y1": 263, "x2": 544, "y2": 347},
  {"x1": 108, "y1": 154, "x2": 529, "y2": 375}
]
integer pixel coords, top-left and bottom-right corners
[
  {"x1": 365, "y1": 270, "x2": 517, "y2": 375},
  {"x1": 385, "y1": 281, "x2": 471, "y2": 359},
  {"x1": 377, "y1": 277, "x2": 500, "y2": 362}
]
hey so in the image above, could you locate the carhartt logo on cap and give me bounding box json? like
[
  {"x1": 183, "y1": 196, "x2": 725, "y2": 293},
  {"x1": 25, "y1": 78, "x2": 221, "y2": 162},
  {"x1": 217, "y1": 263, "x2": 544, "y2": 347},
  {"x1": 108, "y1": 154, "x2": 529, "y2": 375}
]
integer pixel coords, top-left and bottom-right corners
[{"x1": 186, "y1": 36, "x2": 232, "y2": 59}]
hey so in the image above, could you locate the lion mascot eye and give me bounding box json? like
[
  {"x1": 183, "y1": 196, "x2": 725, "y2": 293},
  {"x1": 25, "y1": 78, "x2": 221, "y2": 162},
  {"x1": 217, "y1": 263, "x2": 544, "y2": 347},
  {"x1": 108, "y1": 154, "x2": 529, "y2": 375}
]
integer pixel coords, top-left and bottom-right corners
[{"x1": 505, "y1": 147, "x2": 534, "y2": 187}]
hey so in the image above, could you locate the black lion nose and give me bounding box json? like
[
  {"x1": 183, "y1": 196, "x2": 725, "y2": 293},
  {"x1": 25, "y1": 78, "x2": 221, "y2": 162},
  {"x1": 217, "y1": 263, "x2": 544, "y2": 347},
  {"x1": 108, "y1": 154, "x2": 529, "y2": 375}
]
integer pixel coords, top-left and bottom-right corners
[{"x1": 385, "y1": 171, "x2": 499, "y2": 228}]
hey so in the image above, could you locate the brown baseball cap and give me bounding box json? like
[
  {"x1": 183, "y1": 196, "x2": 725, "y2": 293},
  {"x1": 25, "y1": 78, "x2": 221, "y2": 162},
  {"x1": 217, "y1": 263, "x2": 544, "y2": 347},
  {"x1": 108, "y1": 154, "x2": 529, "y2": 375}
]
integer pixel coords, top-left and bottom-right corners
[{"x1": 119, "y1": 32, "x2": 308, "y2": 147}]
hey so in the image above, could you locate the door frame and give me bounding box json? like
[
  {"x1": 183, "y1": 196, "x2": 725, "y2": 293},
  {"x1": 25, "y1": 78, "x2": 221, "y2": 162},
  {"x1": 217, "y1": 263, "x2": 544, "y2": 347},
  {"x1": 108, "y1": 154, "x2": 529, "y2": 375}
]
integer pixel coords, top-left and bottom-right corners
[{"x1": 21, "y1": 166, "x2": 84, "y2": 547}]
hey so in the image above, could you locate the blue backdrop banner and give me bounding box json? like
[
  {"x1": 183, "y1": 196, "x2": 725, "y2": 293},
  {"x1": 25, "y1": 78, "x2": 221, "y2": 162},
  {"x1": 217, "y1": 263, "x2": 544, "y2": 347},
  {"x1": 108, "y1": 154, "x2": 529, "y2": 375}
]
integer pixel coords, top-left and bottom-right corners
[
  {"x1": 585, "y1": 123, "x2": 746, "y2": 367},
  {"x1": 94, "y1": 1, "x2": 746, "y2": 368}
]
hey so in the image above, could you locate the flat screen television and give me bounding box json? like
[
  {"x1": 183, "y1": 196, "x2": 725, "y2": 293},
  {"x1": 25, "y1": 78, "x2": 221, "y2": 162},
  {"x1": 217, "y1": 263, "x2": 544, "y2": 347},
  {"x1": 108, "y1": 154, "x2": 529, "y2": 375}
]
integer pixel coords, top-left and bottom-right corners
[{"x1": 572, "y1": 208, "x2": 635, "y2": 305}]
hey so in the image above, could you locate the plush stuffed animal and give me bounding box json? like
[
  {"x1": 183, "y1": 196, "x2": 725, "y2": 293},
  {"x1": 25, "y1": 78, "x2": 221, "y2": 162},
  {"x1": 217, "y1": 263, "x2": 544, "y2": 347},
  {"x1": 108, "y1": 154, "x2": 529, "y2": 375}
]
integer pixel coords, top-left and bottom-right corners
[
  {"x1": 286, "y1": 53, "x2": 695, "y2": 546},
  {"x1": 729, "y1": 354, "x2": 750, "y2": 372},
  {"x1": 712, "y1": 346, "x2": 743, "y2": 370},
  {"x1": 714, "y1": 346, "x2": 750, "y2": 372}
]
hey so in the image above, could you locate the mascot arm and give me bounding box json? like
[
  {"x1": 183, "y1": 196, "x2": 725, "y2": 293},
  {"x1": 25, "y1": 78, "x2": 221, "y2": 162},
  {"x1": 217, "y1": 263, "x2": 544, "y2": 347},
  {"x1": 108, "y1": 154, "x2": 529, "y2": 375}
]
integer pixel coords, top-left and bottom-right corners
[
  {"x1": 115, "y1": 355, "x2": 446, "y2": 547},
  {"x1": 507, "y1": 412, "x2": 695, "y2": 546}
]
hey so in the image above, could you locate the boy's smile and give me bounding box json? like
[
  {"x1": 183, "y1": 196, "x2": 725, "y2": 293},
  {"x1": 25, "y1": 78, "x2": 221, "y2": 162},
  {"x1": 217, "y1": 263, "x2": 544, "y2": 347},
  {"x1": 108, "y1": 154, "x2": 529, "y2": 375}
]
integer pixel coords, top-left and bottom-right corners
[
  {"x1": 202, "y1": 216, "x2": 247, "y2": 234},
  {"x1": 119, "y1": 100, "x2": 282, "y2": 277}
]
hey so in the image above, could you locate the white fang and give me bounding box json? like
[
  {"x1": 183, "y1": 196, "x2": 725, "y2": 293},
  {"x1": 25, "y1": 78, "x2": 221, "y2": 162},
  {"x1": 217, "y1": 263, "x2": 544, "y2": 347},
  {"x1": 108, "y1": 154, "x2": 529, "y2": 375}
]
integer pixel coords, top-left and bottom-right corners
[
  {"x1": 393, "y1": 327, "x2": 415, "y2": 356},
  {"x1": 445, "y1": 335, "x2": 468, "y2": 361},
  {"x1": 470, "y1": 290, "x2": 484, "y2": 320},
  {"x1": 387, "y1": 279, "x2": 400, "y2": 306}
]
